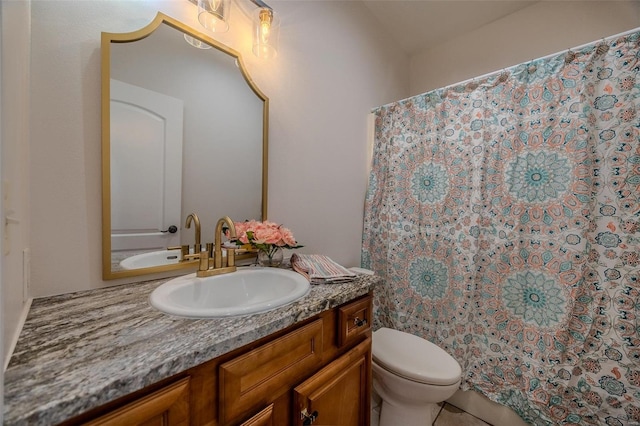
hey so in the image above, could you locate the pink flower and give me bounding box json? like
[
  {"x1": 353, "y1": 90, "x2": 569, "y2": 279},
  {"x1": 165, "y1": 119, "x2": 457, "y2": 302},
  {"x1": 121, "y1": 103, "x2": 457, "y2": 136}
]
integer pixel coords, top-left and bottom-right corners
[
  {"x1": 280, "y1": 227, "x2": 297, "y2": 246},
  {"x1": 230, "y1": 220, "x2": 302, "y2": 250},
  {"x1": 253, "y1": 225, "x2": 282, "y2": 245},
  {"x1": 229, "y1": 220, "x2": 260, "y2": 245}
]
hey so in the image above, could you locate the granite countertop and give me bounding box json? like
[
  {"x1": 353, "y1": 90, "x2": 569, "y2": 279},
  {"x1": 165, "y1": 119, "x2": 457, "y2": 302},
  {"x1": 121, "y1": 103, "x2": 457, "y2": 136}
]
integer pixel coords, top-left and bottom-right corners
[{"x1": 3, "y1": 271, "x2": 379, "y2": 425}]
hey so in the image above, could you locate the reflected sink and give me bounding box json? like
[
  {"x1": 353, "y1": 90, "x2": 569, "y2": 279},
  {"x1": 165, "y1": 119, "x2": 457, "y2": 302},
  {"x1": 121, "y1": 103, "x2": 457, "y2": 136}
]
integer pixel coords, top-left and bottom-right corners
[
  {"x1": 120, "y1": 249, "x2": 228, "y2": 270},
  {"x1": 149, "y1": 267, "x2": 310, "y2": 318},
  {"x1": 119, "y1": 249, "x2": 184, "y2": 270}
]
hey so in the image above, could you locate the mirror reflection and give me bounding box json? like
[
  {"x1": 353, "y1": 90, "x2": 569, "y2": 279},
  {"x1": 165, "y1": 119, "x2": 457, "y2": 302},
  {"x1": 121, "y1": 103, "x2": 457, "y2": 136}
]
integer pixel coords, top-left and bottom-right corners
[{"x1": 102, "y1": 13, "x2": 267, "y2": 280}]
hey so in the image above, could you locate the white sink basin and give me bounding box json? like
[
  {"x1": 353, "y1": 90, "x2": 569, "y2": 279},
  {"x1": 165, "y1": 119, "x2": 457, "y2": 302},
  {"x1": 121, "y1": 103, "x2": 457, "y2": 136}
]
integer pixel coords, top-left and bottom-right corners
[
  {"x1": 149, "y1": 267, "x2": 310, "y2": 318},
  {"x1": 119, "y1": 249, "x2": 184, "y2": 270}
]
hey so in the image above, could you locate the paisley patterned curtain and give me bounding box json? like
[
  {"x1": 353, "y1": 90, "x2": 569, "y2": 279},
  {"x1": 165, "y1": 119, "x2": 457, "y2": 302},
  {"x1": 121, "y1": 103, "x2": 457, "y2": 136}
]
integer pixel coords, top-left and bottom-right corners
[{"x1": 363, "y1": 32, "x2": 640, "y2": 425}]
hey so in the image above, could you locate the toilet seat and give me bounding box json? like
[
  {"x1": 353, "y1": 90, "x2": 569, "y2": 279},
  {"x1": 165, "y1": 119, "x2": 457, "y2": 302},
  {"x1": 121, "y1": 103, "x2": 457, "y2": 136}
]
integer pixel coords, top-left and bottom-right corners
[{"x1": 373, "y1": 327, "x2": 462, "y2": 386}]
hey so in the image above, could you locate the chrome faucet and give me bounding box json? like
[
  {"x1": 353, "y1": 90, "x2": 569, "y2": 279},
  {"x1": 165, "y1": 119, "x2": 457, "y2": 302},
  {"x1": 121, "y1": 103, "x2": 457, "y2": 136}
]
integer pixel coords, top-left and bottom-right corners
[{"x1": 197, "y1": 216, "x2": 237, "y2": 277}]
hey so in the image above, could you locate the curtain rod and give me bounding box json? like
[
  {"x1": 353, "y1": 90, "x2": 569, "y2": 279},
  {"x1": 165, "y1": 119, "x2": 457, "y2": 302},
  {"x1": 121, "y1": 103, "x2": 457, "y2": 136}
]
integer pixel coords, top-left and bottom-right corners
[{"x1": 375, "y1": 26, "x2": 640, "y2": 111}]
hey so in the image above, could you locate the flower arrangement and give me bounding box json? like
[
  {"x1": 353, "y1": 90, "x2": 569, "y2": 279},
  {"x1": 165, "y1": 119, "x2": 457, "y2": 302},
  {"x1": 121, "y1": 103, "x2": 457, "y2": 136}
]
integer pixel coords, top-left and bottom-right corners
[{"x1": 228, "y1": 220, "x2": 303, "y2": 266}]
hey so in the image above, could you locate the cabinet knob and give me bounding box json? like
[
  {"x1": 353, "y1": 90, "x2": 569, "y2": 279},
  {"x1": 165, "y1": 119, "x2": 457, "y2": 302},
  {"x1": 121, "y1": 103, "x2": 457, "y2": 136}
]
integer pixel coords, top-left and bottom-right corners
[
  {"x1": 301, "y1": 408, "x2": 318, "y2": 425},
  {"x1": 353, "y1": 317, "x2": 367, "y2": 327}
]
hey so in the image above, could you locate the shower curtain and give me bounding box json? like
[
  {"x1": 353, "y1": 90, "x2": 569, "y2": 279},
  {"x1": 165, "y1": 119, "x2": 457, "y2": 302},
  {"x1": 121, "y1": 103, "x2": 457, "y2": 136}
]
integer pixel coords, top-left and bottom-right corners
[{"x1": 362, "y1": 32, "x2": 639, "y2": 425}]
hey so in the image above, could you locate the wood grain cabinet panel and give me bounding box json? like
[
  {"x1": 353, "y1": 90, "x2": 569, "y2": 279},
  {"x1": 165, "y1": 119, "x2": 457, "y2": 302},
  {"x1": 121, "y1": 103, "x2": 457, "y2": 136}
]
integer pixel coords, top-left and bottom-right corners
[
  {"x1": 239, "y1": 404, "x2": 275, "y2": 426},
  {"x1": 84, "y1": 377, "x2": 190, "y2": 426},
  {"x1": 338, "y1": 294, "x2": 372, "y2": 347},
  {"x1": 219, "y1": 318, "x2": 324, "y2": 425},
  {"x1": 293, "y1": 338, "x2": 371, "y2": 426}
]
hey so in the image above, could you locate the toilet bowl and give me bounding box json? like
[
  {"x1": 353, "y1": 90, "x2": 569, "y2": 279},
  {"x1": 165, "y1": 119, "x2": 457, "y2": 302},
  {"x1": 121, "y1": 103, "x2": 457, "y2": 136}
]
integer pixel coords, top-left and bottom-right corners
[{"x1": 372, "y1": 327, "x2": 462, "y2": 426}]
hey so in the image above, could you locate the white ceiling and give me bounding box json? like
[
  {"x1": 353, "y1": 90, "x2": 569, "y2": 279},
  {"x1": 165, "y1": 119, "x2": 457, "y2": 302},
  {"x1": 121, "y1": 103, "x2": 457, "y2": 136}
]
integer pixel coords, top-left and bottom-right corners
[{"x1": 360, "y1": 0, "x2": 538, "y2": 55}]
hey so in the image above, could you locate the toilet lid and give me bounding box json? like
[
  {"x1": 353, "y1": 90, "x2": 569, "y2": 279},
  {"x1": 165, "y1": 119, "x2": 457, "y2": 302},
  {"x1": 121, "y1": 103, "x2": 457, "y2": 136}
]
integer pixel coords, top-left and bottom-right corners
[{"x1": 373, "y1": 328, "x2": 462, "y2": 385}]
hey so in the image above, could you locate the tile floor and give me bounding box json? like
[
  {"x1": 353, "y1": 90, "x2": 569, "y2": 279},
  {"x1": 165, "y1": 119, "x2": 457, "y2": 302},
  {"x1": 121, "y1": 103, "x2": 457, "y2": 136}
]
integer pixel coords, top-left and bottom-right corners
[
  {"x1": 372, "y1": 400, "x2": 492, "y2": 426},
  {"x1": 432, "y1": 403, "x2": 492, "y2": 426}
]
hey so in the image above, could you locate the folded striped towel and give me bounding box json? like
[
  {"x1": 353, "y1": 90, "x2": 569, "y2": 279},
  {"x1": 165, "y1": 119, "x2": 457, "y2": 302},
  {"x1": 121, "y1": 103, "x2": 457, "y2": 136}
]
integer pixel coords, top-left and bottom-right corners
[{"x1": 290, "y1": 254, "x2": 357, "y2": 284}]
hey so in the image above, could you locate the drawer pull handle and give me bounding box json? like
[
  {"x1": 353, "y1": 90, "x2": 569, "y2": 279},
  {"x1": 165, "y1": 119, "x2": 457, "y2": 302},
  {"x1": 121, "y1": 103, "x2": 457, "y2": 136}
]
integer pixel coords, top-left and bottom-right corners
[
  {"x1": 353, "y1": 317, "x2": 367, "y2": 327},
  {"x1": 301, "y1": 408, "x2": 319, "y2": 425}
]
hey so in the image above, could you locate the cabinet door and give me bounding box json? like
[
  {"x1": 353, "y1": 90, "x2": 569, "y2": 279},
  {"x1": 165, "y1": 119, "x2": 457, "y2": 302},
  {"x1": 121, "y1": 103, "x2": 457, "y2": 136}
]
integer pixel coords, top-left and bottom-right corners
[
  {"x1": 84, "y1": 377, "x2": 190, "y2": 426},
  {"x1": 219, "y1": 318, "x2": 324, "y2": 425},
  {"x1": 293, "y1": 338, "x2": 371, "y2": 426},
  {"x1": 240, "y1": 404, "x2": 275, "y2": 426}
]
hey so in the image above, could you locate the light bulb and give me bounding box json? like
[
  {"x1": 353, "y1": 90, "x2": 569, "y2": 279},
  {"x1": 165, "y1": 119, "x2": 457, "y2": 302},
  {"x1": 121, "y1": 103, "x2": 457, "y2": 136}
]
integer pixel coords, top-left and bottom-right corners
[
  {"x1": 253, "y1": 8, "x2": 279, "y2": 59},
  {"x1": 259, "y1": 9, "x2": 272, "y2": 43}
]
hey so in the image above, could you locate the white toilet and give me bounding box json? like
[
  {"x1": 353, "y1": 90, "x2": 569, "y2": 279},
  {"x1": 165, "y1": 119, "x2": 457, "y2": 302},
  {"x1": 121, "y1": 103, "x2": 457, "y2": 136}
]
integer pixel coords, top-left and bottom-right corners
[{"x1": 372, "y1": 327, "x2": 462, "y2": 426}]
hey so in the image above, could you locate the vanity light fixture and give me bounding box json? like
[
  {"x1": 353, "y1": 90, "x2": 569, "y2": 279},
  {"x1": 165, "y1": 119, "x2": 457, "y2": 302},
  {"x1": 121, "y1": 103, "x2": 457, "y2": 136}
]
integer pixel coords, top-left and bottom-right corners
[
  {"x1": 252, "y1": 5, "x2": 279, "y2": 59},
  {"x1": 189, "y1": 0, "x2": 279, "y2": 58},
  {"x1": 197, "y1": 0, "x2": 230, "y2": 33}
]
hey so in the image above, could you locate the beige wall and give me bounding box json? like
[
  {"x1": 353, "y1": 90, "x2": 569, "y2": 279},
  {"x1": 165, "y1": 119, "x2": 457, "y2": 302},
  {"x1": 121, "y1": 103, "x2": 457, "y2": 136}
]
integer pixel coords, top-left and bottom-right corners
[
  {"x1": 409, "y1": 1, "x2": 640, "y2": 96},
  {"x1": 26, "y1": 0, "x2": 409, "y2": 298}
]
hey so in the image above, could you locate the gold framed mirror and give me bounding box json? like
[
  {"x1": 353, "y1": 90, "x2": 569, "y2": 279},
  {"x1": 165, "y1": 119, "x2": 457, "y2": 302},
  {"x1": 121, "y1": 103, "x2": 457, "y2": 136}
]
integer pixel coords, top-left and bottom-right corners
[{"x1": 102, "y1": 13, "x2": 268, "y2": 280}]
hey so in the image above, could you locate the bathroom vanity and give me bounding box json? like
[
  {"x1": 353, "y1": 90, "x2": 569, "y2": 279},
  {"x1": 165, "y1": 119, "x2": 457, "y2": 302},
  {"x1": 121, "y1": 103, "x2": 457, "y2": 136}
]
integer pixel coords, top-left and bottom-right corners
[
  {"x1": 0, "y1": 11, "x2": 385, "y2": 425},
  {"x1": 3, "y1": 274, "x2": 378, "y2": 425}
]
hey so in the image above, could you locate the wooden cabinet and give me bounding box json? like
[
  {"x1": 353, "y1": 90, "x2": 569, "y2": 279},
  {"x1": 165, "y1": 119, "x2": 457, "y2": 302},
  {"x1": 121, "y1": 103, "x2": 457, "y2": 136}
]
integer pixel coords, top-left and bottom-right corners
[
  {"x1": 294, "y1": 338, "x2": 371, "y2": 426},
  {"x1": 338, "y1": 296, "x2": 372, "y2": 348},
  {"x1": 239, "y1": 404, "x2": 275, "y2": 426},
  {"x1": 84, "y1": 377, "x2": 190, "y2": 426},
  {"x1": 72, "y1": 293, "x2": 372, "y2": 426},
  {"x1": 219, "y1": 319, "x2": 324, "y2": 425}
]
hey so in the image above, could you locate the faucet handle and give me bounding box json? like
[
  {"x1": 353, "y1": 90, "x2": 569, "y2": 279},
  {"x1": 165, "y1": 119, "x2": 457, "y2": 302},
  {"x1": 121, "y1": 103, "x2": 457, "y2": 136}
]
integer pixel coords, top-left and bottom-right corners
[
  {"x1": 198, "y1": 249, "x2": 209, "y2": 272},
  {"x1": 227, "y1": 247, "x2": 236, "y2": 267}
]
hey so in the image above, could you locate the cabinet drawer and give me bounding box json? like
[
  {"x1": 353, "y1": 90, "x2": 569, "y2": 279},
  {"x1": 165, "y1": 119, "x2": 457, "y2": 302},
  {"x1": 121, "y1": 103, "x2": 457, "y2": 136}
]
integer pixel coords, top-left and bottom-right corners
[
  {"x1": 84, "y1": 377, "x2": 190, "y2": 426},
  {"x1": 338, "y1": 294, "x2": 372, "y2": 347},
  {"x1": 219, "y1": 318, "x2": 324, "y2": 425}
]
